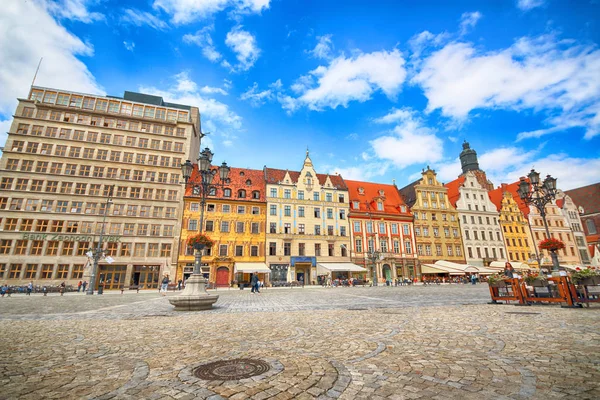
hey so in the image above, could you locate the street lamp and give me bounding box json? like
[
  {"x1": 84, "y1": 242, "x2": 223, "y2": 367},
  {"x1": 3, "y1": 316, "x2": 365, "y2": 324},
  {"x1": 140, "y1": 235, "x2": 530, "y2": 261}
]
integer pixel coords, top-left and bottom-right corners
[
  {"x1": 169, "y1": 147, "x2": 230, "y2": 311},
  {"x1": 367, "y1": 248, "x2": 381, "y2": 286},
  {"x1": 86, "y1": 185, "x2": 114, "y2": 295},
  {"x1": 517, "y1": 169, "x2": 560, "y2": 274}
]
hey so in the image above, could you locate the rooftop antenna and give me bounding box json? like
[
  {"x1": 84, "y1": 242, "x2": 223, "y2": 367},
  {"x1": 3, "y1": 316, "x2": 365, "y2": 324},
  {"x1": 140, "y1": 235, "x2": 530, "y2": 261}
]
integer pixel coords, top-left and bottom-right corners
[{"x1": 28, "y1": 57, "x2": 43, "y2": 99}]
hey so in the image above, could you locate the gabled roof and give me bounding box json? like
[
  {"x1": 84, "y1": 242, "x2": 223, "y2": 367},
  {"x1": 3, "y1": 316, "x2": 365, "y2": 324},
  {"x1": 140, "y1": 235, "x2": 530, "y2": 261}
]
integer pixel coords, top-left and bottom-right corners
[
  {"x1": 565, "y1": 182, "x2": 600, "y2": 215},
  {"x1": 263, "y1": 167, "x2": 348, "y2": 190},
  {"x1": 501, "y1": 180, "x2": 531, "y2": 217},
  {"x1": 444, "y1": 176, "x2": 466, "y2": 208},
  {"x1": 185, "y1": 165, "x2": 266, "y2": 202},
  {"x1": 398, "y1": 178, "x2": 421, "y2": 208},
  {"x1": 556, "y1": 198, "x2": 565, "y2": 209},
  {"x1": 487, "y1": 186, "x2": 505, "y2": 211},
  {"x1": 345, "y1": 180, "x2": 411, "y2": 216}
]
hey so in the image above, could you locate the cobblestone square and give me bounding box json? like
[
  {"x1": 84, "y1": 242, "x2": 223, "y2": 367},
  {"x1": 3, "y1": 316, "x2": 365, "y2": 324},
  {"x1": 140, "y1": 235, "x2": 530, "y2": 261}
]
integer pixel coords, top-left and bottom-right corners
[{"x1": 1, "y1": 285, "x2": 599, "y2": 399}]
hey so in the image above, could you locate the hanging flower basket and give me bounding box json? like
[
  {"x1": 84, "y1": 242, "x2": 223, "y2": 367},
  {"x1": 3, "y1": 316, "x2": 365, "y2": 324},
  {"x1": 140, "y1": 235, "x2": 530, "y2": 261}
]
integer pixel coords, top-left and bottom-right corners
[
  {"x1": 571, "y1": 267, "x2": 600, "y2": 285},
  {"x1": 187, "y1": 233, "x2": 214, "y2": 250},
  {"x1": 538, "y1": 238, "x2": 565, "y2": 251}
]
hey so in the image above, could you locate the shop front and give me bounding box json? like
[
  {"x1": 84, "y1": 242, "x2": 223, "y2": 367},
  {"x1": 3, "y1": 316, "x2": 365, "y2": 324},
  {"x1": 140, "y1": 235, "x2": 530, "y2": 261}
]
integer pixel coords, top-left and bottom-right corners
[
  {"x1": 316, "y1": 262, "x2": 367, "y2": 283},
  {"x1": 269, "y1": 264, "x2": 289, "y2": 286},
  {"x1": 130, "y1": 265, "x2": 160, "y2": 289},
  {"x1": 290, "y1": 256, "x2": 316, "y2": 285},
  {"x1": 234, "y1": 262, "x2": 271, "y2": 287},
  {"x1": 97, "y1": 264, "x2": 126, "y2": 290}
]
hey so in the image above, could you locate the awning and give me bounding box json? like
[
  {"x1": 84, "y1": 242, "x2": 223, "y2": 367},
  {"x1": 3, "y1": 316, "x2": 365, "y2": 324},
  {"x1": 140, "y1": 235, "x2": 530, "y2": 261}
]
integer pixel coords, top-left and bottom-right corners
[
  {"x1": 317, "y1": 263, "x2": 367, "y2": 275},
  {"x1": 422, "y1": 264, "x2": 464, "y2": 275},
  {"x1": 489, "y1": 261, "x2": 533, "y2": 271},
  {"x1": 433, "y1": 260, "x2": 496, "y2": 275},
  {"x1": 234, "y1": 262, "x2": 271, "y2": 273}
]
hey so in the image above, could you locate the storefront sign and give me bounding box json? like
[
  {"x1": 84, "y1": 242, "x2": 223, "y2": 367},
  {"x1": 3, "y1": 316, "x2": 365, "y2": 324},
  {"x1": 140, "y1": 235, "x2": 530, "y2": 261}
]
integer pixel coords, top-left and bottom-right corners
[
  {"x1": 269, "y1": 264, "x2": 289, "y2": 270},
  {"x1": 290, "y1": 256, "x2": 316, "y2": 266},
  {"x1": 21, "y1": 233, "x2": 122, "y2": 242}
]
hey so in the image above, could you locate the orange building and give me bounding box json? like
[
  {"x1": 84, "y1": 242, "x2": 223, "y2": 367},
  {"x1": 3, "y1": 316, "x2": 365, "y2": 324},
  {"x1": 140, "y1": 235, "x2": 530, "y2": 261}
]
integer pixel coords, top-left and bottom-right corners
[
  {"x1": 178, "y1": 166, "x2": 267, "y2": 287},
  {"x1": 346, "y1": 180, "x2": 418, "y2": 282}
]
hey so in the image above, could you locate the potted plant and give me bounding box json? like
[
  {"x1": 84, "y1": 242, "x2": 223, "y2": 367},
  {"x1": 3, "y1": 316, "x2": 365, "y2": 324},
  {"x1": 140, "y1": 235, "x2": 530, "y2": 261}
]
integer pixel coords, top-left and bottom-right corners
[
  {"x1": 487, "y1": 274, "x2": 507, "y2": 287},
  {"x1": 571, "y1": 267, "x2": 600, "y2": 286},
  {"x1": 524, "y1": 273, "x2": 548, "y2": 287},
  {"x1": 187, "y1": 233, "x2": 214, "y2": 251},
  {"x1": 538, "y1": 237, "x2": 566, "y2": 252}
]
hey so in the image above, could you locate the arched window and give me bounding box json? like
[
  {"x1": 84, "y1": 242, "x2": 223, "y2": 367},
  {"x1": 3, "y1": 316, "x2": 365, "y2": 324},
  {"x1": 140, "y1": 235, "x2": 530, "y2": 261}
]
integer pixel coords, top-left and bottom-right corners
[
  {"x1": 209, "y1": 187, "x2": 216, "y2": 196},
  {"x1": 223, "y1": 188, "x2": 231, "y2": 197},
  {"x1": 246, "y1": 179, "x2": 252, "y2": 186},
  {"x1": 252, "y1": 191, "x2": 260, "y2": 199},
  {"x1": 238, "y1": 189, "x2": 246, "y2": 198}
]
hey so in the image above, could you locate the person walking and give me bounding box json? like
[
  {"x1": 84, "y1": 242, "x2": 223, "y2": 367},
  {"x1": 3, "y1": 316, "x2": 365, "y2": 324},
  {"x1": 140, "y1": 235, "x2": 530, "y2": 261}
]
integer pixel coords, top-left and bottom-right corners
[
  {"x1": 82, "y1": 281, "x2": 88, "y2": 292},
  {"x1": 177, "y1": 279, "x2": 182, "y2": 291},
  {"x1": 503, "y1": 262, "x2": 514, "y2": 279},
  {"x1": 250, "y1": 273, "x2": 259, "y2": 294},
  {"x1": 59, "y1": 282, "x2": 66, "y2": 296},
  {"x1": 160, "y1": 274, "x2": 169, "y2": 296},
  {"x1": 0, "y1": 284, "x2": 6, "y2": 298},
  {"x1": 27, "y1": 281, "x2": 33, "y2": 296},
  {"x1": 77, "y1": 281, "x2": 82, "y2": 292}
]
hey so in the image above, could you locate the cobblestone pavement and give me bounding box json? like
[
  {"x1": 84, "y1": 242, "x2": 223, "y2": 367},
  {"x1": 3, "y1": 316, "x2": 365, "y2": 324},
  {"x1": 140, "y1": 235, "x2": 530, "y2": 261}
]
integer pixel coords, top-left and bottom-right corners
[{"x1": 1, "y1": 285, "x2": 599, "y2": 399}]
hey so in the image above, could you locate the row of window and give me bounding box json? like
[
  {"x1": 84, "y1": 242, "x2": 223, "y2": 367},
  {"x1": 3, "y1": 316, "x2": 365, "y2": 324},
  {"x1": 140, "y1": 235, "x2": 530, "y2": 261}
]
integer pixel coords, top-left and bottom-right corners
[
  {"x1": 268, "y1": 204, "x2": 346, "y2": 219},
  {"x1": 462, "y1": 215, "x2": 499, "y2": 225},
  {"x1": 186, "y1": 244, "x2": 261, "y2": 258},
  {"x1": 533, "y1": 231, "x2": 573, "y2": 243},
  {"x1": 500, "y1": 214, "x2": 524, "y2": 223},
  {"x1": 463, "y1": 230, "x2": 503, "y2": 242},
  {"x1": 417, "y1": 244, "x2": 464, "y2": 257},
  {"x1": 502, "y1": 225, "x2": 527, "y2": 234},
  {"x1": 0, "y1": 239, "x2": 171, "y2": 258},
  {"x1": 1, "y1": 218, "x2": 175, "y2": 236},
  {"x1": 350, "y1": 200, "x2": 409, "y2": 213},
  {"x1": 189, "y1": 203, "x2": 263, "y2": 214},
  {"x1": 1, "y1": 179, "x2": 179, "y2": 201},
  {"x1": 506, "y1": 237, "x2": 530, "y2": 248},
  {"x1": 7, "y1": 145, "x2": 183, "y2": 169},
  {"x1": 414, "y1": 212, "x2": 457, "y2": 222},
  {"x1": 191, "y1": 187, "x2": 261, "y2": 200},
  {"x1": 269, "y1": 187, "x2": 345, "y2": 203},
  {"x1": 14, "y1": 124, "x2": 185, "y2": 152},
  {"x1": 465, "y1": 246, "x2": 505, "y2": 259},
  {"x1": 267, "y1": 242, "x2": 348, "y2": 257},
  {"x1": 354, "y1": 237, "x2": 412, "y2": 254},
  {"x1": 414, "y1": 226, "x2": 460, "y2": 238},
  {"x1": 0, "y1": 196, "x2": 178, "y2": 215},
  {"x1": 419, "y1": 200, "x2": 448, "y2": 210},
  {"x1": 353, "y1": 221, "x2": 411, "y2": 235},
  {"x1": 0, "y1": 263, "x2": 84, "y2": 280},
  {"x1": 269, "y1": 222, "x2": 346, "y2": 236},
  {"x1": 28, "y1": 89, "x2": 190, "y2": 123},
  {"x1": 188, "y1": 220, "x2": 262, "y2": 234},
  {"x1": 532, "y1": 217, "x2": 565, "y2": 228}
]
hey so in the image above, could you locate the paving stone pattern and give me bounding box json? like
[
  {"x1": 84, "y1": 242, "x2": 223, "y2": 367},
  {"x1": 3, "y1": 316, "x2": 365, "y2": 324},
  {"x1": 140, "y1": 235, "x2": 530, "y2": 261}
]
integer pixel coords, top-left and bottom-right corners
[{"x1": 0, "y1": 285, "x2": 599, "y2": 399}]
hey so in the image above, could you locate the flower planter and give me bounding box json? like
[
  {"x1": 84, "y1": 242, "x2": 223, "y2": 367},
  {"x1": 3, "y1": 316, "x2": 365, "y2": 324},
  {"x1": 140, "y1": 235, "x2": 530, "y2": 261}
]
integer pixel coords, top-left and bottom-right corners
[
  {"x1": 532, "y1": 279, "x2": 549, "y2": 288},
  {"x1": 577, "y1": 277, "x2": 600, "y2": 286},
  {"x1": 489, "y1": 281, "x2": 507, "y2": 288}
]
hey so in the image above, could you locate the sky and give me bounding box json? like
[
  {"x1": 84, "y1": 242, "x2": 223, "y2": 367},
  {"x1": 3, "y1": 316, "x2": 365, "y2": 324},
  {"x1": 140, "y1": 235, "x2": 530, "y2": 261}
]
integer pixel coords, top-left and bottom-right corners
[{"x1": 0, "y1": 0, "x2": 599, "y2": 190}]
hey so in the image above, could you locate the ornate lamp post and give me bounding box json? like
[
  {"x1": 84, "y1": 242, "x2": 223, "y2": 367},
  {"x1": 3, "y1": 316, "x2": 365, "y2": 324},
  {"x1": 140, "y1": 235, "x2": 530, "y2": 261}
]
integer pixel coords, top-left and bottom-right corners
[
  {"x1": 169, "y1": 148, "x2": 230, "y2": 311},
  {"x1": 86, "y1": 185, "x2": 114, "y2": 295},
  {"x1": 517, "y1": 169, "x2": 560, "y2": 274},
  {"x1": 367, "y1": 248, "x2": 381, "y2": 287}
]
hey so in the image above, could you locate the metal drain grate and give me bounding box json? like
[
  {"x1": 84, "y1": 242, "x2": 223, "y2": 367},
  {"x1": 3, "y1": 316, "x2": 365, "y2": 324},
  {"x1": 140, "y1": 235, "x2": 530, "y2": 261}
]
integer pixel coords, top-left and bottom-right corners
[{"x1": 193, "y1": 359, "x2": 271, "y2": 381}]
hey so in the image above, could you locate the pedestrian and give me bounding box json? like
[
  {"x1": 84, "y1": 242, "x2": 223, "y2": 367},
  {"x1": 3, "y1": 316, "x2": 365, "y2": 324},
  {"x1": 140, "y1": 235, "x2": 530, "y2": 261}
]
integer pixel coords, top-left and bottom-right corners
[
  {"x1": 0, "y1": 284, "x2": 6, "y2": 298},
  {"x1": 160, "y1": 274, "x2": 169, "y2": 296},
  {"x1": 471, "y1": 274, "x2": 476, "y2": 285},
  {"x1": 59, "y1": 281, "x2": 66, "y2": 296},
  {"x1": 503, "y1": 262, "x2": 514, "y2": 279},
  {"x1": 82, "y1": 281, "x2": 88, "y2": 292},
  {"x1": 250, "y1": 273, "x2": 259, "y2": 294},
  {"x1": 177, "y1": 279, "x2": 182, "y2": 291},
  {"x1": 27, "y1": 281, "x2": 33, "y2": 296},
  {"x1": 77, "y1": 281, "x2": 82, "y2": 292},
  {"x1": 326, "y1": 274, "x2": 332, "y2": 288},
  {"x1": 43, "y1": 286, "x2": 47, "y2": 296}
]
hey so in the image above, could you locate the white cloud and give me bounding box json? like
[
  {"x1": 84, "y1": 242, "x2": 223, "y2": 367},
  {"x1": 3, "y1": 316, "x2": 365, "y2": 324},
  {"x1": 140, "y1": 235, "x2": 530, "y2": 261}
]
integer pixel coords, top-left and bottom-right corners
[
  {"x1": 407, "y1": 30, "x2": 451, "y2": 63},
  {"x1": 459, "y1": 11, "x2": 482, "y2": 36},
  {"x1": 240, "y1": 82, "x2": 274, "y2": 107},
  {"x1": 294, "y1": 49, "x2": 406, "y2": 110},
  {"x1": 413, "y1": 34, "x2": 600, "y2": 139},
  {"x1": 139, "y1": 72, "x2": 243, "y2": 149},
  {"x1": 153, "y1": 0, "x2": 270, "y2": 25},
  {"x1": 324, "y1": 163, "x2": 390, "y2": 182},
  {"x1": 121, "y1": 8, "x2": 168, "y2": 30},
  {"x1": 200, "y1": 86, "x2": 228, "y2": 95},
  {"x1": 0, "y1": 0, "x2": 103, "y2": 121},
  {"x1": 183, "y1": 25, "x2": 222, "y2": 62},
  {"x1": 123, "y1": 41, "x2": 135, "y2": 51},
  {"x1": 345, "y1": 133, "x2": 359, "y2": 140},
  {"x1": 0, "y1": 119, "x2": 12, "y2": 152},
  {"x1": 309, "y1": 34, "x2": 334, "y2": 60},
  {"x1": 371, "y1": 107, "x2": 444, "y2": 168},
  {"x1": 47, "y1": 0, "x2": 104, "y2": 23},
  {"x1": 517, "y1": 0, "x2": 545, "y2": 11},
  {"x1": 225, "y1": 26, "x2": 260, "y2": 71}
]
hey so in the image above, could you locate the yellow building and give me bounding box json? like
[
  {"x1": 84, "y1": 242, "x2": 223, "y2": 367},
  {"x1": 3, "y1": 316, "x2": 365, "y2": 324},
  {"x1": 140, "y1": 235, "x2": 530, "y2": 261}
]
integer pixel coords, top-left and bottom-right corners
[
  {"x1": 399, "y1": 167, "x2": 466, "y2": 275},
  {"x1": 178, "y1": 166, "x2": 266, "y2": 287},
  {"x1": 489, "y1": 186, "x2": 536, "y2": 267}
]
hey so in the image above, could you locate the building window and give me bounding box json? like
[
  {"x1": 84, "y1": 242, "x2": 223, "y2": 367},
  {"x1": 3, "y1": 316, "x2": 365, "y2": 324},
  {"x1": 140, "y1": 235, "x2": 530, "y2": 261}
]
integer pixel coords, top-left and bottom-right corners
[
  {"x1": 220, "y1": 221, "x2": 230, "y2": 233},
  {"x1": 355, "y1": 238, "x2": 362, "y2": 253},
  {"x1": 284, "y1": 205, "x2": 291, "y2": 216},
  {"x1": 298, "y1": 207, "x2": 305, "y2": 217},
  {"x1": 299, "y1": 243, "x2": 305, "y2": 256},
  {"x1": 270, "y1": 205, "x2": 277, "y2": 216},
  {"x1": 284, "y1": 243, "x2": 291, "y2": 256},
  {"x1": 269, "y1": 242, "x2": 276, "y2": 256}
]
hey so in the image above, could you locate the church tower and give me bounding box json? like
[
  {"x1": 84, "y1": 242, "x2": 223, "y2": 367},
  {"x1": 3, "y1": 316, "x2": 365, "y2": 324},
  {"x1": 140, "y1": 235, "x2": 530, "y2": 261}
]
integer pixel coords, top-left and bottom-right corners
[{"x1": 459, "y1": 140, "x2": 480, "y2": 174}]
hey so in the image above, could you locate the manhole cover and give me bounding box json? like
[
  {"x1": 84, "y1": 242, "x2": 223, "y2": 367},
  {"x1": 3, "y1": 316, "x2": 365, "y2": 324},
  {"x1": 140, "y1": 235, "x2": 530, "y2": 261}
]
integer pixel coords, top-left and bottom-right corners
[
  {"x1": 505, "y1": 312, "x2": 541, "y2": 315},
  {"x1": 193, "y1": 359, "x2": 271, "y2": 380}
]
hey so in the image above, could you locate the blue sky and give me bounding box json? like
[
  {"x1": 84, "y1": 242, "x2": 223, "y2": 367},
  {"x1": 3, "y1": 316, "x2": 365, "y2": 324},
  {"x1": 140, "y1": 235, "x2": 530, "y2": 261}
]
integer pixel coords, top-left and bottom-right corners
[{"x1": 1, "y1": 0, "x2": 599, "y2": 190}]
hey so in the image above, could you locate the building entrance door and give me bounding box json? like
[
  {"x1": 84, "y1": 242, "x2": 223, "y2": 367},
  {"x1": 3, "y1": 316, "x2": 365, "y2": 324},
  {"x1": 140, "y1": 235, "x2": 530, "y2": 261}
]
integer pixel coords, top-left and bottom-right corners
[
  {"x1": 98, "y1": 265, "x2": 126, "y2": 289},
  {"x1": 216, "y1": 267, "x2": 229, "y2": 287},
  {"x1": 383, "y1": 264, "x2": 392, "y2": 281}
]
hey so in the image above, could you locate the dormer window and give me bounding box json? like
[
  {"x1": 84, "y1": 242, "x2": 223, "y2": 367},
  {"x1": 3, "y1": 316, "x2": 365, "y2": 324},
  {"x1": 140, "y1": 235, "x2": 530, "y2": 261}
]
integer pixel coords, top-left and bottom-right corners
[
  {"x1": 252, "y1": 191, "x2": 260, "y2": 199},
  {"x1": 239, "y1": 171, "x2": 245, "y2": 176},
  {"x1": 400, "y1": 205, "x2": 407, "y2": 213},
  {"x1": 378, "y1": 190, "x2": 385, "y2": 196},
  {"x1": 209, "y1": 187, "x2": 216, "y2": 196},
  {"x1": 377, "y1": 202, "x2": 384, "y2": 211},
  {"x1": 224, "y1": 188, "x2": 232, "y2": 197},
  {"x1": 238, "y1": 189, "x2": 246, "y2": 198},
  {"x1": 246, "y1": 179, "x2": 252, "y2": 186},
  {"x1": 353, "y1": 201, "x2": 360, "y2": 209}
]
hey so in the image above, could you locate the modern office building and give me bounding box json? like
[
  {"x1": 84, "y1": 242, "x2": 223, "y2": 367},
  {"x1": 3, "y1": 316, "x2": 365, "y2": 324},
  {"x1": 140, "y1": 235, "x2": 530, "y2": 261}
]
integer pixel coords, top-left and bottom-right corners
[{"x1": 0, "y1": 86, "x2": 201, "y2": 289}]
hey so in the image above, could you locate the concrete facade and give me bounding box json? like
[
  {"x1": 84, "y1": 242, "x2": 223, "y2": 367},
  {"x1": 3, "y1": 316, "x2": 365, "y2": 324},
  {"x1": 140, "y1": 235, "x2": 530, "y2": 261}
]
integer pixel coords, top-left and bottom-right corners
[{"x1": 0, "y1": 87, "x2": 201, "y2": 289}]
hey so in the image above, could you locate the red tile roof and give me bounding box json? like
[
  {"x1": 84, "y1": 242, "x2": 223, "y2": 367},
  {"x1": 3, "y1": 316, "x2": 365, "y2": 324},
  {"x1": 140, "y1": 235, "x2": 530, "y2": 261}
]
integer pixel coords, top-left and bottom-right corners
[
  {"x1": 345, "y1": 180, "x2": 411, "y2": 216},
  {"x1": 264, "y1": 167, "x2": 348, "y2": 190},
  {"x1": 487, "y1": 186, "x2": 505, "y2": 211},
  {"x1": 500, "y1": 180, "x2": 531, "y2": 217},
  {"x1": 185, "y1": 165, "x2": 266, "y2": 202},
  {"x1": 444, "y1": 176, "x2": 465, "y2": 208},
  {"x1": 556, "y1": 198, "x2": 565, "y2": 209},
  {"x1": 565, "y1": 182, "x2": 600, "y2": 215}
]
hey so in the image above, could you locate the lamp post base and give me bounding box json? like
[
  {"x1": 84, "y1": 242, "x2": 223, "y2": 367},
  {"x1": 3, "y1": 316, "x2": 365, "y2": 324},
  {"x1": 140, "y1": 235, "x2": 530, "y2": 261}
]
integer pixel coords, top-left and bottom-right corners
[{"x1": 168, "y1": 274, "x2": 219, "y2": 311}]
